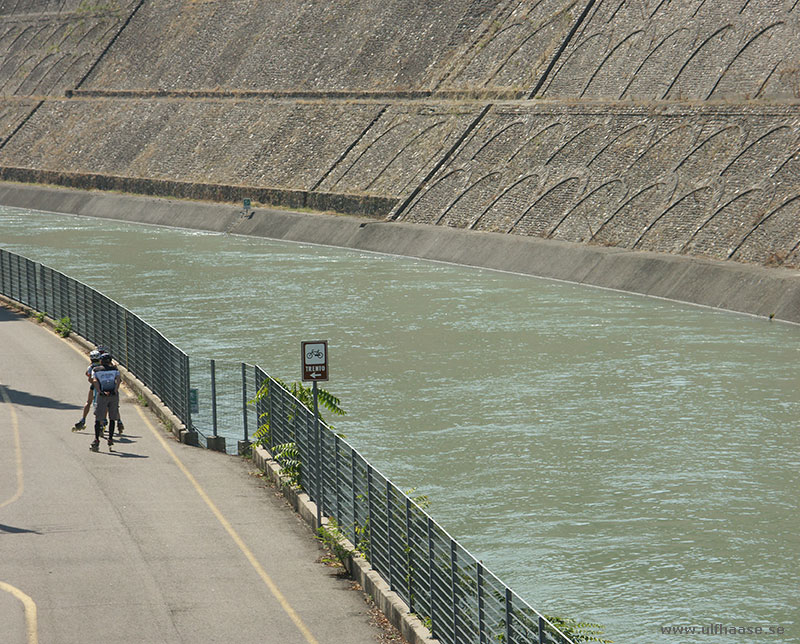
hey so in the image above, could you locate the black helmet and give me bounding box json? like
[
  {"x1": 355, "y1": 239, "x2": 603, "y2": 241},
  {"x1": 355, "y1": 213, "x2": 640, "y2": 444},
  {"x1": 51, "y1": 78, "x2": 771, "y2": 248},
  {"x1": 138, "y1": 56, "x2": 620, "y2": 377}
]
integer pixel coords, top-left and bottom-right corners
[{"x1": 100, "y1": 353, "x2": 113, "y2": 365}]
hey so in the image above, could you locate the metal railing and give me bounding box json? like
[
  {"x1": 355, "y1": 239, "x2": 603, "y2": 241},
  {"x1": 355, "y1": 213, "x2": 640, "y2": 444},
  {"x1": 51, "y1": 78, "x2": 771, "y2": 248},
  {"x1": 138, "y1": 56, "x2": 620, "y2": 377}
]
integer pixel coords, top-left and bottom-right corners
[
  {"x1": 0, "y1": 248, "x2": 576, "y2": 644},
  {"x1": 253, "y1": 368, "x2": 576, "y2": 644},
  {"x1": 0, "y1": 248, "x2": 190, "y2": 424},
  {"x1": 188, "y1": 357, "x2": 260, "y2": 449}
]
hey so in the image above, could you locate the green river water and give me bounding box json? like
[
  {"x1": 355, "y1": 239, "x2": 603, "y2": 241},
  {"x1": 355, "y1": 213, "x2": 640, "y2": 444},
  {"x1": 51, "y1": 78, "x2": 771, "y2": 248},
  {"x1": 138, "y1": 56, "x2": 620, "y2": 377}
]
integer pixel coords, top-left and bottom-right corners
[{"x1": 1, "y1": 206, "x2": 797, "y2": 643}]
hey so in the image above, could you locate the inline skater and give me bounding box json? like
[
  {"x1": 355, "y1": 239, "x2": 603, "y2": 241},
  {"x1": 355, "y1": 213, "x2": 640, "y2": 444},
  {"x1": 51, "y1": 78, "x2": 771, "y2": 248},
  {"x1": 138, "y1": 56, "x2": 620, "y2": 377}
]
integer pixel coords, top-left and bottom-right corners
[
  {"x1": 90, "y1": 353, "x2": 121, "y2": 452},
  {"x1": 72, "y1": 346, "x2": 124, "y2": 435},
  {"x1": 72, "y1": 348, "x2": 103, "y2": 431}
]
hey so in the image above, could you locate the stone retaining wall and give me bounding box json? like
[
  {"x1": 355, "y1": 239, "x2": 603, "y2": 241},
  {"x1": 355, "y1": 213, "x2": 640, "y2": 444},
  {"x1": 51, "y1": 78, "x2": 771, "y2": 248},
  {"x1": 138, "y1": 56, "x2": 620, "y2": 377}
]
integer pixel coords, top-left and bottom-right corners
[
  {"x1": 0, "y1": 0, "x2": 798, "y2": 274},
  {"x1": 396, "y1": 103, "x2": 800, "y2": 268},
  {"x1": 539, "y1": 0, "x2": 800, "y2": 101},
  {"x1": 0, "y1": 0, "x2": 138, "y2": 96},
  {"x1": 77, "y1": 0, "x2": 554, "y2": 94},
  {"x1": 0, "y1": 166, "x2": 398, "y2": 218}
]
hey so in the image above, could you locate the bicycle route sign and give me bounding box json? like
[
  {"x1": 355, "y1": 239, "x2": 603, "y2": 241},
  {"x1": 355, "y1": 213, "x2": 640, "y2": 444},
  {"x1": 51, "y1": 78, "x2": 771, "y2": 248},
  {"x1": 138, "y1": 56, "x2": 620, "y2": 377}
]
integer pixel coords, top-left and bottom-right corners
[{"x1": 301, "y1": 340, "x2": 329, "y2": 382}]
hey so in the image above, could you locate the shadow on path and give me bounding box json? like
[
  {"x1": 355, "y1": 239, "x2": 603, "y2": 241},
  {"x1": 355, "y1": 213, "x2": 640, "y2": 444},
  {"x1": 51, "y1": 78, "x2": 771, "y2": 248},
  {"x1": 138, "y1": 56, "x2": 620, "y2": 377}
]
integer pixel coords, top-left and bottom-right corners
[
  {"x1": 0, "y1": 306, "x2": 24, "y2": 322},
  {"x1": 87, "y1": 449, "x2": 149, "y2": 459},
  {"x1": 0, "y1": 385, "x2": 80, "y2": 411},
  {"x1": 0, "y1": 523, "x2": 42, "y2": 535}
]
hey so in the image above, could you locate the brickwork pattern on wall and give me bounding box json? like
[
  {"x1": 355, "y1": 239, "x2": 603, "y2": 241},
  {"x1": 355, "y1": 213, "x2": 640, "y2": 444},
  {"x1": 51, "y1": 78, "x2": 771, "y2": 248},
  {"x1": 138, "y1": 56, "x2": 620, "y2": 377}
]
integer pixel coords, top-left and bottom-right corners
[
  {"x1": 539, "y1": 0, "x2": 800, "y2": 100},
  {"x1": 0, "y1": 99, "x2": 40, "y2": 146},
  {"x1": 0, "y1": 0, "x2": 138, "y2": 96},
  {"x1": 0, "y1": 98, "x2": 383, "y2": 190},
  {"x1": 432, "y1": 0, "x2": 581, "y2": 94},
  {"x1": 314, "y1": 103, "x2": 485, "y2": 197},
  {"x1": 78, "y1": 0, "x2": 520, "y2": 94},
  {"x1": 397, "y1": 104, "x2": 800, "y2": 268},
  {"x1": 0, "y1": 0, "x2": 798, "y2": 269}
]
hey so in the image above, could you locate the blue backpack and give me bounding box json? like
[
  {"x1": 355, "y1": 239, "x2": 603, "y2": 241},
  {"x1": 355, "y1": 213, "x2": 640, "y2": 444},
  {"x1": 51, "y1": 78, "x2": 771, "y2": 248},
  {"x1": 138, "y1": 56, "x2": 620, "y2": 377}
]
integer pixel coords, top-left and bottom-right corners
[{"x1": 95, "y1": 368, "x2": 118, "y2": 393}]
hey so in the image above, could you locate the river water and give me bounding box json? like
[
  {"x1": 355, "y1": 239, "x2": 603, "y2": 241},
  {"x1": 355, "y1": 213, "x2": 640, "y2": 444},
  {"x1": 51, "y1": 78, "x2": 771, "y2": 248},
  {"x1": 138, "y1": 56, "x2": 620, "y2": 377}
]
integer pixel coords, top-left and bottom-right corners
[{"x1": 1, "y1": 205, "x2": 797, "y2": 643}]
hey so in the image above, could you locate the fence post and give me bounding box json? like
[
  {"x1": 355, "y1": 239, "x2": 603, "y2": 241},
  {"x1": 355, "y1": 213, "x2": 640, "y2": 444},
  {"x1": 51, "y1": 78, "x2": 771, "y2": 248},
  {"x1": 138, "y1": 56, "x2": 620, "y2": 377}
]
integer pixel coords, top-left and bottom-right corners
[
  {"x1": 33, "y1": 259, "x2": 39, "y2": 312},
  {"x1": 367, "y1": 466, "x2": 374, "y2": 566},
  {"x1": 351, "y1": 450, "x2": 358, "y2": 548},
  {"x1": 123, "y1": 310, "x2": 129, "y2": 369},
  {"x1": 57, "y1": 271, "x2": 64, "y2": 317},
  {"x1": 386, "y1": 480, "x2": 394, "y2": 591},
  {"x1": 478, "y1": 564, "x2": 485, "y2": 644},
  {"x1": 185, "y1": 355, "x2": 192, "y2": 429},
  {"x1": 405, "y1": 497, "x2": 414, "y2": 613},
  {"x1": 238, "y1": 362, "x2": 251, "y2": 455},
  {"x1": 207, "y1": 359, "x2": 226, "y2": 452},
  {"x1": 267, "y1": 372, "x2": 274, "y2": 450},
  {"x1": 312, "y1": 380, "x2": 322, "y2": 528},
  {"x1": 450, "y1": 539, "x2": 457, "y2": 642},
  {"x1": 505, "y1": 588, "x2": 513, "y2": 644},
  {"x1": 211, "y1": 359, "x2": 218, "y2": 437},
  {"x1": 40, "y1": 264, "x2": 48, "y2": 317},
  {"x1": 241, "y1": 363, "x2": 248, "y2": 442},
  {"x1": 181, "y1": 354, "x2": 198, "y2": 446},
  {"x1": 427, "y1": 516, "x2": 435, "y2": 640},
  {"x1": 26, "y1": 259, "x2": 33, "y2": 307},
  {"x1": 334, "y1": 434, "x2": 341, "y2": 523}
]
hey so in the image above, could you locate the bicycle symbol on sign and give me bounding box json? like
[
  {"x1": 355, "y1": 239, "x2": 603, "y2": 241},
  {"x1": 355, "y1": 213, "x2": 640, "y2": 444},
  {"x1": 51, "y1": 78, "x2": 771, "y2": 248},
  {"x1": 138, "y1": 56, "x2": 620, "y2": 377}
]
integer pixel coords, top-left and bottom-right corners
[{"x1": 302, "y1": 341, "x2": 328, "y2": 381}]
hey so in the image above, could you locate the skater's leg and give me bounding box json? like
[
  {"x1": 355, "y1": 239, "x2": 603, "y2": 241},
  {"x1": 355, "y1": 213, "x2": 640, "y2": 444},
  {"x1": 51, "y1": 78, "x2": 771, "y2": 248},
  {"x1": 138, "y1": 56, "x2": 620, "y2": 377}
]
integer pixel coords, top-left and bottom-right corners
[
  {"x1": 91, "y1": 419, "x2": 101, "y2": 450},
  {"x1": 107, "y1": 419, "x2": 116, "y2": 446},
  {"x1": 73, "y1": 387, "x2": 94, "y2": 430},
  {"x1": 108, "y1": 397, "x2": 120, "y2": 439},
  {"x1": 93, "y1": 395, "x2": 108, "y2": 449}
]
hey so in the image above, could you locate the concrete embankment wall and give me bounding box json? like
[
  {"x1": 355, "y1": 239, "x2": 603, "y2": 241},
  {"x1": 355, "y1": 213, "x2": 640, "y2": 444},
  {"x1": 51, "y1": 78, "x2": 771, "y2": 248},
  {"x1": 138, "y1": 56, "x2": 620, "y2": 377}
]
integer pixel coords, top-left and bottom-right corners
[
  {"x1": 0, "y1": 0, "x2": 798, "y2": 315},
  {"x1": 2, "y1": 182, "x2": 798, "y2": 324}
]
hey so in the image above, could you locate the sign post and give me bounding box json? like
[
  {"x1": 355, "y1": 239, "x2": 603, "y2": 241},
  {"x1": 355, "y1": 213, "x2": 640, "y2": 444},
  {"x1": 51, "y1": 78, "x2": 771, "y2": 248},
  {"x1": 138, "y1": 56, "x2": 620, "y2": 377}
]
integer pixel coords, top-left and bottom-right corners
[{"x1": 302, "y1": 341, "x2": 328, "y2": 527}]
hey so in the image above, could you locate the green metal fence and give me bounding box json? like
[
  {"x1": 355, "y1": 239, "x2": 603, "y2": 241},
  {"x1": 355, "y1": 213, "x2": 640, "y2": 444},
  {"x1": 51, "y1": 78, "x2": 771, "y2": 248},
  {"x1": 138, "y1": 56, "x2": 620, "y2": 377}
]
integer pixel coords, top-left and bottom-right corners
[
  {"x1": 253, "y1": 367, "x2": 577, "y2": 644},
  {"x1": 0, "y1": 248, "x2": 576, "y2": 644},
  {"x1": 0, "y1": 248, "x2": 190, "y2": 424}
]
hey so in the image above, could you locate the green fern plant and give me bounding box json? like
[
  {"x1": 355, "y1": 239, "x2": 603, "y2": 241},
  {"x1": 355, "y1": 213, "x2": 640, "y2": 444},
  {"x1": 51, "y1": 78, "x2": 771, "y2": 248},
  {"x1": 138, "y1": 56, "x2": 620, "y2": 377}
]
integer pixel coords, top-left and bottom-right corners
[
  {"x1": 316, "y1": 517, "x2": 355, "y2": 567},
  {"x1": 272, "y1": 441, "x2": 302, "y2": 488},
  {"x1": 250, "y1": 377, "x2": 345, "y2": 448}
]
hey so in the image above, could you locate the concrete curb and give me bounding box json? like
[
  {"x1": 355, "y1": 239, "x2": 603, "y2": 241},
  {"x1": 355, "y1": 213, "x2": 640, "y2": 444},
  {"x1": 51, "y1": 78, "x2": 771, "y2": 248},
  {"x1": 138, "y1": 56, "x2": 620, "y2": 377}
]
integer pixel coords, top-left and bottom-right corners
[
  {"x1": 250, "y1": 445, "x2": 439, "y2": 644},
  {"x1": 2, "y1": 181, "x2": 798, "y2": 324}
]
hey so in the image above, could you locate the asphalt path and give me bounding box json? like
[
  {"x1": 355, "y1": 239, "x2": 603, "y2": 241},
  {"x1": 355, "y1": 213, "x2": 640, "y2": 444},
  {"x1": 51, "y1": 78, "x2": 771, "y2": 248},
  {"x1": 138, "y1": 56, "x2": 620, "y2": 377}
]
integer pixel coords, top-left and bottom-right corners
[{"x1": 0, "y1": 304, "x2": 390, "y2": 644}]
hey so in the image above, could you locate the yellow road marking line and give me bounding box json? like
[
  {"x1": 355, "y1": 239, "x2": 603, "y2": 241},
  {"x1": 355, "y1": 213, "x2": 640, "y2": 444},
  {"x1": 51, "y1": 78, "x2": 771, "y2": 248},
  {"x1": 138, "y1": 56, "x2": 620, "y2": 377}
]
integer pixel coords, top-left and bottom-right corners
[
  {"x1": 0, "y1": 385, "x2": 23, "y2": 509},
  {"x1": 0, "y1": 581, "x2": 38, "y2": 644},
  {"x1": 132, "y1": 404, "x2": 321, "y2": 644},
  {"x1": 60, "y1": 336, "x2": 320, "y2": 642},
  {"x1": 0, "y1": 387, "x2": 36, "y2": 642}
]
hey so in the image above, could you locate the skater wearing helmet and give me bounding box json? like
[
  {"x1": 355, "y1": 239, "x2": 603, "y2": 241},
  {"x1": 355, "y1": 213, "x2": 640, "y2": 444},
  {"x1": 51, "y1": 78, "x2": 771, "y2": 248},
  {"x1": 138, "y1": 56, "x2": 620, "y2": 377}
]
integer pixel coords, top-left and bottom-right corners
[
  {"x1": 90, "y1": 353, "x2": 121, "y2": 452},
  {"x1": 72, "y1": 348, "x2": 104, "y2": 431},
  {"x1": 73, "y1": 347, "x2": 124, "y2": 435}
]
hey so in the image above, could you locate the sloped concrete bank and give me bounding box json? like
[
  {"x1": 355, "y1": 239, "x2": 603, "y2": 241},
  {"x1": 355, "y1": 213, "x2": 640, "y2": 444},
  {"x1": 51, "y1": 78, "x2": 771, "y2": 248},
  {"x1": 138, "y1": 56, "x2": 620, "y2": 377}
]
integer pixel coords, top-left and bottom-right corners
[{"x1": 2, "y1": 181, "x2": 798, "y2": 324}]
